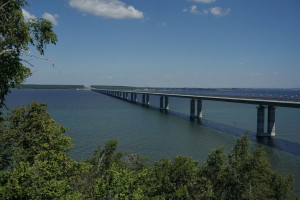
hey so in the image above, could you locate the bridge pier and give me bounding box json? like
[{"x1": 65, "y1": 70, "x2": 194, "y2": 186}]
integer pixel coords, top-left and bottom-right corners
[
  {"x1": 134, "y1": 93, "x2": 137, "y2": 103},
  {"x1": 267, "y1": 106, "x2": 276, "y2": 136},
  {"x1": 257, "y1": 105, "x2": 265, "y2": 136},
  {"x1": 131, "y1": 93, "x2": 133, "y2": 101},
  {"x1": 142, "y1": 94, "x2": 145, "y2": 105},
  {"x1": 197, "y1": 99, "x2": 202, "y2": 118},
  {"x1": 165, "y1": 96, "x2": 169, "y2": 110},
  {"x1": 256, "y1": 105, "x2": 276, "y2": 137},
  {"x1": 146, "y1": 94, "x2": 150, "y2": 106},
  {"x1": 160, "y1": 96, "x2": 164, "y2": 110},
  {"x1": 190, "y1": 99, "x2": 195, "y2": 118}
]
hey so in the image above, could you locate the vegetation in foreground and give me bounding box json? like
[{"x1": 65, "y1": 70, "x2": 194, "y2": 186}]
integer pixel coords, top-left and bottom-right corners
[{"x1": 0, "y1": 102, "x2": 297, "y2": 199}]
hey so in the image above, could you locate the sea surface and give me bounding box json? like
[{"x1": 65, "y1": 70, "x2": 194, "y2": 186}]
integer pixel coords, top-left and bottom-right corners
[{"x1": 5, "y1": 89, "x2": 300, "y2": 193}]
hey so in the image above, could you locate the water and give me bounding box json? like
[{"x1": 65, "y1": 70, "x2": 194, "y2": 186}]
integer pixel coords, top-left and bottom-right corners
[{"x1": 4, "y1": 89, "x2": 300, "y2": 193}]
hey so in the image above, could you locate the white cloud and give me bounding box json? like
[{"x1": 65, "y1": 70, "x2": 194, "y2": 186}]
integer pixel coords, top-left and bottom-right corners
[
  {"x1": 190, "y1": 5, "x2": 199, "y2": 14},
  {"x1": 69, "y1": 0, "x2": 144, "y2": 19},
  {"x1": 183, "y1": 5, "x2": 200, "y2": 15},
  {"x1": 190, "y1": 0, "x2": 216, "y2": 3},
  {"x1": 210, "y1": 7, "x2": 231, "y2": 16},
  {"x1": 22, "y1": 9, "x2": 36, "y2": 22},
  {"x1": 42, "y1": 12, "x2": 59, "y2": 26},
  {"x1": 183, "y1": 5, "x2": 230, "y2": 16}
]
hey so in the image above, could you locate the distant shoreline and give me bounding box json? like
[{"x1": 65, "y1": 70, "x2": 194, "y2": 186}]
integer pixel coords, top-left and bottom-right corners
[
  {"x1": 15, "y1": 84, "x2": 300, "y2": 91},
  {"x1": 18, "y1": 84, "x2": 86, "y2": 90}
]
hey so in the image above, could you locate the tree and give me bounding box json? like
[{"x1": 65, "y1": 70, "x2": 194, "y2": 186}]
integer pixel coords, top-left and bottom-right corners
[
  {"x1": 0, "y1": 102, "x2": 90, "y2": 199},
  {"x1": 199, "y1": 134, "x2": 296, "y2": 200},
  {"x1": 0, "y1": 101, "x2": 72, "y2": 170},
  {"x1": 0, "y1": 0, "x2": 57, "y2": 108}
]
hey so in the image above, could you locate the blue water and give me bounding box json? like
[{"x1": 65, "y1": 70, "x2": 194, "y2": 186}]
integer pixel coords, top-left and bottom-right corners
[{"x1": 4, "y1": 89, "x2": 300, "y2": 193}]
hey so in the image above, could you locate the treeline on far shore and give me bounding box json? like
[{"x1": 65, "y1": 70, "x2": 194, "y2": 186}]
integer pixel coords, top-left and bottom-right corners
[
  {"x1": 90, "y1": 85, "x2": 173, "y2": 91},
  {"x1": 19, "y1": 84, "x2": 85, "y2": 90}
]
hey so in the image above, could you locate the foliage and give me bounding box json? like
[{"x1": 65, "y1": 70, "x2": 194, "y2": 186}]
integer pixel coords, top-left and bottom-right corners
[
  {"x1": 0, "y1": 102, "x2": 90, "y2": 199},
  {"x1": 0, "y1": 101, "x2": 72, "y2": 169},
  {"x1": 0, "y1": 0, "x2": 57, "y2": 107},
  {"x1": 90, "y1": 134, "x2": 297, "y2": 200}
]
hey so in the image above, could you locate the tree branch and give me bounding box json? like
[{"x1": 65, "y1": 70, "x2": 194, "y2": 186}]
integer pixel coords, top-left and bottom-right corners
[
  {"x1": 0, "y1": 0, "x2": 15, "y2": 10},
  {"x1": 20, "y1": 50, "x2": 56, "y2": 68},
  {"x1": 0, "y1": 48, "x2": 16, "y2": 56},
  {"x1": 98, "y1": 152, "x2": 105, "y2": 169}
]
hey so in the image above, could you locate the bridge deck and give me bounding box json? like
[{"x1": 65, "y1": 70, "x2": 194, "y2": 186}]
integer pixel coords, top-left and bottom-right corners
[{"x1": 93, "y1": 89, "x2": 300, "y2": 108}]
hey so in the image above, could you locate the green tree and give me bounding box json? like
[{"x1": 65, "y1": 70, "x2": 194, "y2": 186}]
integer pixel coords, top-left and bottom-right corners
[
  {"x1": 227, "y1": 135, "x2": 295, "y2": 200},
  {"x1": 0, "y1": 102, "x2": 90, "y2": 199},
  {"x1": 199, "y1": 147, "x2": 228, "y2": 199},
  {"x1": 0, "y1": 102, "x2": 72, "y2": 169},
  {"x1": 0, "y1": 0, "x2": 57, "y2": 108},
  {"x1": 199, "y1": 134, "x2": 296, "y2": 200}
]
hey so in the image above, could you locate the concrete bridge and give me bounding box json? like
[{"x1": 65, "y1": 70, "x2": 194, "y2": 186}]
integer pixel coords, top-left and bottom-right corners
[{"x1": 92, "y1": 89, "x2": 300, "y2": 137}]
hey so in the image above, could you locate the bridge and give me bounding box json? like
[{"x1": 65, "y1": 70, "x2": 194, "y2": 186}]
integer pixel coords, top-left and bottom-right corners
[{"x1": 92, "y1": 89, "x2": 300, "y2": 137}]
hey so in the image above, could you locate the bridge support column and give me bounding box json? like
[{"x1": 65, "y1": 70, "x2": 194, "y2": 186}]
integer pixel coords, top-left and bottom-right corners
[
  {"x1": 126, "y1": 93, "x2": 128, "y2": 100},
  {"x1": 190, "y1": 99, "x2": 195, "y2": 118},
  {"x1": 267, "y1": 106, "x2": 276, "y2": 136},
  {"x1": 257, "y1": 105, "x2": 265, "y2": 136},
  {"x1": 134, "y1": 93, "x2": 137, "y2": 103},
  {"x1": 164, "y1": 96, "x2": 169, "y2": 110},
  {"x1": 146, "y1": 94, "x2": 150, "y2": 106},
  {"x1": 131, "y1": 93, "x2": 133, "y2": 101},
  {"x1": 160, "y1": 96, "x2": 164, "y2": 110},
  {"x1": 197, "y1": 99, "x2": 202, "y2": 118},
  {"x1": 142, "y1": 94, "x2": 145, "y2": 105}
]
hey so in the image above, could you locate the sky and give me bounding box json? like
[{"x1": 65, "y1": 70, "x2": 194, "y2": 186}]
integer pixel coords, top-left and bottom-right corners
[{"x1": 22, "y1": 0, "x2": 300, "y2": 88}]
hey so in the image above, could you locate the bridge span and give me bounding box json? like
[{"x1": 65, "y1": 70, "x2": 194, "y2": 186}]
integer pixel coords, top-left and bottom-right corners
[{"x1": 92, "y1": 89, "x2": 300, "y2": 137}]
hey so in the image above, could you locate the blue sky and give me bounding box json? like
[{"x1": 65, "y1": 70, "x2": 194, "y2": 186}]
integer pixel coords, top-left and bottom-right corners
[{"x1": 23, "y1": 0, "x2": 300, "y2": 88}]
